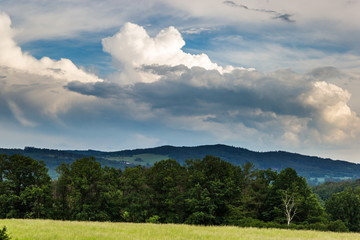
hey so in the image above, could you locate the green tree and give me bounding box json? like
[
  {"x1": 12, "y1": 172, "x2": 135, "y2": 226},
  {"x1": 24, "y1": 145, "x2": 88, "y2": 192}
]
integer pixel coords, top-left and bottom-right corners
[
  {"x1": 261, "y1": 168, "x2": 324, "y2": 224},
  {"x1": 146, "y1": 159, "x2": 188, "y2": 223},
  {"x1": 120, "y1": 166, "x2": 152, "y2": 222},
  {"x1": 0, "y1": 155, "x2": 52, "y2": 218},
  {"x1": 52, "y1": 163, "x2": 72, "y2": 220},
  {"x1": 326, "y1": 187, "x2": 360, "y2": 232},
  {"x1": 102, "y1": 167, "x2": 123, "y2": 221},
  {"x1": 53, "y1": 157, "x2": 111, "y2": 221},
  {"x1": 240, "y1": 164, "x2": 277, "y2": 220},
  {"x1": 185, "y1": 156, "x2": 242, "y2": 225}
]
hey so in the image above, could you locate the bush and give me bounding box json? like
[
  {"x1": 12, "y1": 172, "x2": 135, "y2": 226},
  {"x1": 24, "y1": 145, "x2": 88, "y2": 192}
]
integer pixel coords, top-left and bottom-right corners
[
  {"x1": 146, "y1": 215, "x2": 161, "y2": 224},
  {"x1": 305, "y1": 222, "x2": 328, "y2": 231},
  {"x1": 229, "y1": 218, "x2": 337, "y2": 232},
  {"x1": 185, "y1": 212, "x2": 216, "y2": 225},
  {"x1": 327, "y1": 220, "x2": 349, "y2": 232},
  {"x1": 306, "y1": 216, "x2": 328, "y2": 224},
  {"x1": 0, "y1": 226, "x2": 11, "y2": 240}
]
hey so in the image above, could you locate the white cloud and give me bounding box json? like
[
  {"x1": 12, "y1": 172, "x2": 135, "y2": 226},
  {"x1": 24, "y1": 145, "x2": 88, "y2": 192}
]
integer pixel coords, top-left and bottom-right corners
[
  {"x1": 1, "y1": 10, "x2": 360, "y2": 162},
  {"x1": 79, "y1": 23, "x2": 360, "y2": 149},
  {"x1": 0, "y1": 12, "x2": 102, "y2": 83},
  {"x1": 0, "y1": 13, "x2": 102, "y2": 127},
  {"x1": 102, "y1": 22, "x2": 246, "y2": 84},
  {"x1": 301, "y1": 81, "x2": 360, "y2": 142}
]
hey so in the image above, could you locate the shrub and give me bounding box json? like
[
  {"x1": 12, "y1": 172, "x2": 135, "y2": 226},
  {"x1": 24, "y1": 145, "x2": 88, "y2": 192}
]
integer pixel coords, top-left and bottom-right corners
[
  {"x1": 305, "y1": 222, "x2": 328, "y2": 231},
  {"x1": 185, "y1": 212, "x2": 216, "y2": 225},
  {"x1": 0, "y1": 226, "x2": 11, "y2": 240},
  {"x1": 327, "y1": 220, "x2": 349, "y2": 232},
  {"x1": 146, "y1": 215, "x2": 161, "y2": 224}
]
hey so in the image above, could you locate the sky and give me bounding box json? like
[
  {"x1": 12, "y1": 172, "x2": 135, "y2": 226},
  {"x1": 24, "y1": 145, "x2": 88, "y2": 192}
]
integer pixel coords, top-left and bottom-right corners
[{"x1": 1, "y1": 0, "x2": 360, "y2": 162}]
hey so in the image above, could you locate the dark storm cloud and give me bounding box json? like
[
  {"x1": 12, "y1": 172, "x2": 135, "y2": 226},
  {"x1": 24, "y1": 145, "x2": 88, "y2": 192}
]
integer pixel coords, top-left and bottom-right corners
[
  {"x1": 223, "y1": 1, "x2": 295, "y2": 23},
  {"x1": 138, "y1": 65, "x2": 310, "y2": 117},
  {"x1": 66, "y1": 64, "x2": 312, "y2": 126},
  {"x1": 65, "y1": 80, "x2": 127, "y2": 98}
]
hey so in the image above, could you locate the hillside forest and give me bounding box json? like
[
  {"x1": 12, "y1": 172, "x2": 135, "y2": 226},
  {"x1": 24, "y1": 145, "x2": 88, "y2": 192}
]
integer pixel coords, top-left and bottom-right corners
[{"x1": 0, "y1": 154, "x2": 359, "y2": 232}]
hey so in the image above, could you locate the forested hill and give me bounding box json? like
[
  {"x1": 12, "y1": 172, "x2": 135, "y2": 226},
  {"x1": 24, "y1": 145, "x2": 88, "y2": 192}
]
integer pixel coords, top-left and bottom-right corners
[{"x1": 0, "y1": 144, "x2": 359, "y2": 184}]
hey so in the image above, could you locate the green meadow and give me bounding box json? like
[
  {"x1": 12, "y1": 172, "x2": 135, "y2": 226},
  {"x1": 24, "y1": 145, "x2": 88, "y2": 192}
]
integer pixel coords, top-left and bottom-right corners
[{"x1": 1, "y1": 219, "x2": 359, "y2": 240}]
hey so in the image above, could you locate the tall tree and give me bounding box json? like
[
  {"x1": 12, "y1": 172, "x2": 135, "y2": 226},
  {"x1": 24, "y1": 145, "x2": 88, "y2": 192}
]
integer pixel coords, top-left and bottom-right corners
[
  {"x1": 239, "y1": 164, "x2": 277, "y2": 219},
  {"x1": 326, "y1": 187, "x2": 360, "y2": 232},
  {"x1": 0, "y1": 154, "x2": 52, "y2": 218},
  {"x1": 146, "y1": 159, "x2": 188, "y2": 223},
  {"x1": 120, "y1": 166, "x2": 152, "y2": 222},
  {"x1": 261, "y1": 168, "x2": 323, "y2": 224},
  {"x1": 53, "y1": 157, "x2": 110, "y2": 221},
  {"x1": 185, "y1": 156, "x2": 242, "y2": 225},
  {"x1": 102, "y1": 166, "x2": 123, "y2": 221}
]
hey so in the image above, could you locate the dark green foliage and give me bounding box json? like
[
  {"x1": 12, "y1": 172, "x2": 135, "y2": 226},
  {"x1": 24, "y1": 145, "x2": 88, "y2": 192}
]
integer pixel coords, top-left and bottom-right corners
[
  {"x1": 313, "y1": 179, "x2": 360, "y2": 200},
  {"x1": 101, "y1": 167, "x2": 123, "y2": 221},
  {"x1": 0, "y1": 154, "x2": 52, "y2": 218},
  {"x1": 119, "y1": 166, "x2": 152, "y2": 222},
  {"x1": 184, "y1": 156, "x2": 242, "y2": 225},
  {"x1": 325, "y1": 187, "x2": 360, "y2": 232},
  {"x1": 327, "y1": 220, "x2": 349, "y2": 232},
  {"x1": 0, "y1": 226, "x2": 11, "y2": 240},
  {"x1": 146, "y1": 159, "x2": 187, "y2": 223},
  {"x1": 53, "y1": 157, "x2": 121, "y2": 221},
  {"x1": 230, "y1": 218, "x2": 339, "y2": 232},
  {"x1": 237, "y1": 164, "x2": 276, "y2": 220},
  {"x1": 260, "y1": 168, "x2": 324, "y2": 225},
  {"x1": 1, "y1": 152, "x2": 358, "y2": 232}
]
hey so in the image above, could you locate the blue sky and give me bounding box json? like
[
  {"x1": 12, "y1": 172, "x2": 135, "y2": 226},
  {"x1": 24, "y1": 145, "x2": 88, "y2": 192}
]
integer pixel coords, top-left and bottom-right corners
[{"x1": 1, "y1": 0, "x2": 360, "y2": 162}]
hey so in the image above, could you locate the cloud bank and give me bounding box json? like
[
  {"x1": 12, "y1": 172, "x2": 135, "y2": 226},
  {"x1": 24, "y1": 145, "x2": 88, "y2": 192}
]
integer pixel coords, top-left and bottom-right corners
[
  {"x1": 0, "y1": 12, "x2": 102, "y2": 128},
  {"x1": 0, "y1": 13, "x2": 102, "y2": 83},
  {"x1": 70, "y1": 22, "x2": 360, "y2": 147},
  {"x1": 1, "y1": 12, "x2": 360, "y2": 160}
]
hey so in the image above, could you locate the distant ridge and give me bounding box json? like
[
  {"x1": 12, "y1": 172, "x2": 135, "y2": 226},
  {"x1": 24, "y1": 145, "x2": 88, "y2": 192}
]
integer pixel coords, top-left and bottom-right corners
[{"x1": 0, "y1": 144, "x2": 359, "y2": 185}]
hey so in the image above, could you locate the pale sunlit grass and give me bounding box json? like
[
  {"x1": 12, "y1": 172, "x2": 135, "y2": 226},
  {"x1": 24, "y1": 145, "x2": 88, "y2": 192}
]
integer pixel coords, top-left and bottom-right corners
[{"x1": 1, "y1": 219, "x2": 360, "y2": 240}]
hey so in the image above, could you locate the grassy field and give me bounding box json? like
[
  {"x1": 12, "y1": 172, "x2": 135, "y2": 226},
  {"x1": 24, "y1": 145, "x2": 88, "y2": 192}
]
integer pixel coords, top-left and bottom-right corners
[{"x1": 0, "y1": 219, "x2": 360, "y2": 240}]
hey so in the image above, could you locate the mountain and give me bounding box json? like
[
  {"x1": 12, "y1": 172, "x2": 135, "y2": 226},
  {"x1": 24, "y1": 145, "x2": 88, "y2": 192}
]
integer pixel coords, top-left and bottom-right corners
[{"x1": 0, "y1": 144, "x2": 359, "y2": 185}]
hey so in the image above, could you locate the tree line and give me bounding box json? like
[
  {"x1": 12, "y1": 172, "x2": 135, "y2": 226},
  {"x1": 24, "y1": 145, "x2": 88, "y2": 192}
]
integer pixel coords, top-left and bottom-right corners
[{"x1": 0, "y1": 154, "x2": 358, "y2": 232}]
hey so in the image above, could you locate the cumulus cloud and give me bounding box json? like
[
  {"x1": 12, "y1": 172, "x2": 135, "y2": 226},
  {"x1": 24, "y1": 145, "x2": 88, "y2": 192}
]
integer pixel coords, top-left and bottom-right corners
[
  {"x1": 300, "y1": 81, "x2": 360, "y2": 142},
  {"x1": 102, "y1": 22, "x2": 248, "y2": 84},
  {"x1": 1, "y1": 13, "x2": 360, "y2": 159},
  {"x1": 0, "y1": 12, "x2": 102, "y2": 83},
  {"x1": 0, "y1": 13, "x2": 103, "y2": 128},
  {"x1": 68, "y1": 23, "x2": 360, "y2": 147}
]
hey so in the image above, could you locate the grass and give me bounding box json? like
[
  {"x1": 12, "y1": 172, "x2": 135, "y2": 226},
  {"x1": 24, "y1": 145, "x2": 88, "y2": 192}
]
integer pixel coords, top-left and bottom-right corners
[{"x1": 0, "y1": 219, "x2": 360, "y2": 240}]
